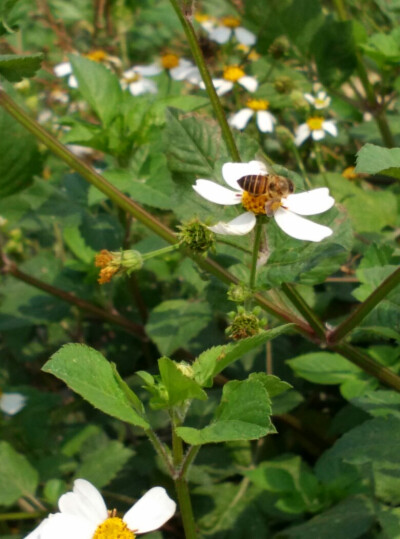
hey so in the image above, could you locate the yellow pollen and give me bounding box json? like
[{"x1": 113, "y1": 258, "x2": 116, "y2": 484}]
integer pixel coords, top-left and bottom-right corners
[
  {"x1": 241, "y1": 192, "x2": 268, "y2": 215},
  {"x1": 306, "y1": 116, "x2": 324, "y2": 131},
  {"x1": 195, "y1": 13, "x2": 211, "y2": 23},
  {"x1": 86, "y1": 50, "x2": 108, "y2": 62},
  {"x1": 161, "y1": 54, "x2": 180, "y2": 69},
  {"x1": 95, "y1": 250, "x2": 113, "y2": 268},
  {"x1": 221, "y1": 16, "x2": 241, "y2": 28},
  {"x1": 223, "y1": 65, "x2": 245, "y2": 82},
  {"x1": 93, "y1": 516, "x2": 135, "y2": 539},
  {"x1": 98, "y1": 266, "x2": 119, "y2": 284},
  {"x1": 246, "y1": 98, "x2": 269, "y2": 111}
]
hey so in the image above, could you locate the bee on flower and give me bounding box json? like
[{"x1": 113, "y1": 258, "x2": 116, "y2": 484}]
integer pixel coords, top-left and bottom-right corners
[
  {"x1": 193, "y1": 160, "x2": 335, "y2": 242},
  {"x1": 25, "y1": 478, "x2": 176, "y2": 539},
  {"x1": 207, "y1": 15, "x2": 256, "y2": 46},
  {"x1": 294, "y1": 116, "x2": 338, "y2": 146},
  {"x1": 200, "y1": 65, "x2": 258, "y2": 96},
  {"x1": 229, "y1": 98, "x2": 276, "y2": 133}
]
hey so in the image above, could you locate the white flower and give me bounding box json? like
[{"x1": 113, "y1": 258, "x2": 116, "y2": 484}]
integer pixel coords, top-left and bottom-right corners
[
  {"x1": 121, "y1": 64, "x2": 162, "y2": 96},
  {"x1": 25, "y1": 478, "x2": 176, "y2": 539},
  {"x1": 208, "y1": 16, "x2": 256, "y2": 46},
  {"x1": 304, "y1": 91, "x2": 331, "y2": 110},
  {"x1": 295, "y1": 116, "x2": 338, "y2": 146},
  {"x1": 0, "y1": 392, "x2": 26, "y2": 415},
  {"x1": 201, "y1": 65, "x2": 258, "y2": 96},
  {"x1": 159, "y1": 54, "x2": 201, "y2": 83},
  {"x1": 193, "y1": 161, "x2": 335, "y2": 242},
  {"x1": 194, "y1": 13, "x2": 216, "y2": 32},
  {"x1": 229, "y1": 98, "x2": 276, "y2": 133},
  {"x1": 54, "y1": 62, "x2": 78, "y2": 89}
]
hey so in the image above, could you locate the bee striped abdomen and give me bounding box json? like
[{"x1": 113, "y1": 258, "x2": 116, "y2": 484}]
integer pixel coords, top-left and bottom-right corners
[{"x1": 237, "y1": 174, "x2": 269, "y2": 196}]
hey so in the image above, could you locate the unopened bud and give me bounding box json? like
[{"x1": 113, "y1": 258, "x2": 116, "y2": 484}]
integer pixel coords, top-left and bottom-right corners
[
  {"x1": 177, "y1": 218, "x2": 216, "y2": 254},
  {"x1": 176, "y1": 362, "x2": 194, "y2": 379},
  {"x1": 95, "y1": 249, "x2": 143, "y2": 284},
  {"x1": 274, "y1": 75, "x2": 296, "y2": 94},
  {"x1": 227, "y1": 283, "x2": 252, "y2": 304},
  {"x1": 268, "y1": 36, "x2": 290, "y2": 59},
  {"x1": 226, "y1": 308, "x2": 266, "y2": 340}
]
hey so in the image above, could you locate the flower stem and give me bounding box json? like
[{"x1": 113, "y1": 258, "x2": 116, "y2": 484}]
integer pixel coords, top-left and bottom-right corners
[
  {"x1": 328, "y1": 266, "x2": 400, "y2": 344},
  {"x1": 281, "y1": 283, "x2": 326, "y2": 340},
  {"x1": 314, "y1": 142, "x2": 331, "y2": 189},
  {"x1": 168, "y1": 0, "x2": 241, "y2": 162},
  {"x1": 291, "y1": 142, "x2": 312, "y2": 188},
  {"x1": 145, "y1": 429, "x2": 175, "y2": 477},
  {"x1": 249, "y1": 216, "x2": 264, "y2": 290},
  {"x1": 142, "y1": 244, "x2": 180, "y2": 260}
]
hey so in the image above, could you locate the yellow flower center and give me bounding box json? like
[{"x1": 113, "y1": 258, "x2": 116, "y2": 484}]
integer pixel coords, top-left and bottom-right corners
[
  {"x1": 86, "y1": 50, "x2": 108, "y2": 62},
  {"x1": 306, "y1": 116, "x2": 324, "y2": 131},
  {"x1": 246, "y1": 98, "x2": 269, "y2": 111},
  {"x1": 223, "y1": 65, "x2": 245, "y2": 82},
  {"x1": 315, "y1": 98, "x2": 326, "y2": 107},
  {"x1": 161, "y1": 54, "x2": 180, "y2": 69},
  {"x1": 221, "y1": 16, "x2": 241, "y2": 28},
  {"x1": 124, "y1": 73, "x2": 140, "y2": 83},
  {"x1": 195, "y1": 13, "x2": 211, "y2": 23},
  {"x1": 342, "y1": 166, "x2": 358, "y2": 180},
  {"x1": 93, "y1": 516, "x2": 135, "y2": 539},
  {"x1": 241, "y1": 192, "x2": 268, "y2": 215}
]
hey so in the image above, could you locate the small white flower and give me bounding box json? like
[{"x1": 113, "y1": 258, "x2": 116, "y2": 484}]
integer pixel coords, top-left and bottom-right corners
[
  {"x1": 208, "y1": 16, "x2": 256, "y2": 46},
  {"x1": 201, "y1": 65, "x2": 258, "y2": 96},
  {"x1": 295, "y1": 116, "x2": 338, "y2": 146},
  {"x1": 229, "y1": 98, "x2": 276, "y2": 133},
  {"x1": 25, "y1": 478, "x2": 176, "y2": 539},
  {"x1": 54, "y1": 62, "x2": 78, "y2": 89},
  {"x1": 304, "y1": 91, "x2": 331, "y2": 110},
  {"x1": 159, "y1": 54, "x2": 200, "y2": 83},
  {"x1": 194, "y1": 13, "x2": 216, "y2": 32},
  {"x1": 0, "y1": 392, "x2": 26, "y2": 415},
  {"x1": 121, "y1": 63, "x2": 162, "y2": 96},
  {"x1": 193, "y1": 161, "x2": 334, "y2": 242}
]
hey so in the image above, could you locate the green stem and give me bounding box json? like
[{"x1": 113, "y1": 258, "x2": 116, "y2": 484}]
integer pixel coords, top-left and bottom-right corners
[
  {"x1": 180, "y1": 445, "x2": 200, "y2": 479},
  {"x1": 145, "y1": 429, "x2": 175, "y2": 477},
  {"x1": 281, "y1": 283, "x2": 326, "y2": 340},
  {"x1": 171, "y1": 412, "x2": 197, "y2": 539},
  {"x1": 314, "y1": 142, "x2": 331, "y2": 189},
  {"x1": 142, "y1": 244, "x2": 180, "y2": 260},
  {"x1": 328, "y1": 266, "x2": 400, "y2": 344},
  {"x1": 168, "y1": 0, "x2": 241, "y2": 162},
  {"x1": 0, "y1": 512, "x2": 43, "y2": 521},
  {"x1": 291, "y1": 142, "x2": 312, "y2": 188},
  {"x1": 249, "y1": 216, "x2": 263, "y2": 290}
]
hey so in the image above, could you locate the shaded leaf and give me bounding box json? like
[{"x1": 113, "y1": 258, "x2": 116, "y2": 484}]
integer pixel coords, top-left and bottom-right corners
[
  {"x1": 0, "y1": 441, "x2": 39, "y2": 506},
  {"x1": 0, "y1": 53, "x2": 43, "y2": 81}
]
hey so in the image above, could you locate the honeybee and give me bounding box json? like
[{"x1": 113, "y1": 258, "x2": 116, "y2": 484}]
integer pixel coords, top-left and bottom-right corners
[{"x1": 237, "y1": 171, "x2": 294, "y2": 216}]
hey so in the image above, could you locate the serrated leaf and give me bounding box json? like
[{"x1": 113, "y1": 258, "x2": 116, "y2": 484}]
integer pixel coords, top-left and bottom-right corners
[
  {"x1": 43, "y1": 344, "x2": 149, "y2": 429},
  {"x1": 356, "y1": 143, "x2": 400, "y2": 180},
  {"x1": 146, "y1": 299, "x2": 212, "y2": 356},
  {"x1": 177, "y1": 378, "x2": 276, "y2": 445},
  {"x1": 0, "y1": 53, "x2": 43, "y2": 81},
  {"x1": 248, "y1": 372, "x2": 292, "y2": 398},
  {"x1": 351, "y1": 390, "x2": 400, "y2": 418},
  {"x1": 193, "y1": 325, "x2": 293, "y2": 387},
  {"x1": 158, "y1": 357, "x2": 207, "y2": 406},
  {"x1": 0, "y1": 441, "x2": 39, "y2": 506}
]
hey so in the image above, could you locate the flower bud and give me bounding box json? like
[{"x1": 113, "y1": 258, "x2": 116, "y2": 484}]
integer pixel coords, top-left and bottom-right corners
[
  {"x1": 177, "y1": 219, "x2": 216, "y2": 254},
  {"x1": 274, "y1": 75, "x2": 296, "y2": 94},
  {"x1": 95, "y1": 249, "x2": 143, "y2": 284},
  {"x1": 227, "y1": 283, "x2": 252, "y2": 304},
  {"x1": 268, "y1": 36, "x2": 290, "y2": 59},
  {"x1": 226, "y1": 309, "x2": 265, "y2": 340}
]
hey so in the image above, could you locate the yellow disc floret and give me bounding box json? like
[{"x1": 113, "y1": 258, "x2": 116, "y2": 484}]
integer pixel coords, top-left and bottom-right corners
[
  {"x1": 223, "y1": 65, "x2": 245, "y2": 82},
  {"x1": 241, "y1": 192, "x2": 268, "y2": 215},
  {"x1": 86, "y1": 50, "x2": 108, "y2": 62},
  {"x1": 195, "y1": 13, "x2": 212, "y2": 23},
  {"x1": 246, "y1": 98, "x2": 269, "y2": 111},
  {"x1": 221, "y1": 16, "x2": 241, "y2": 28},
  {"x1": 93, "y1": 516, "x2": 135, "y2": 539},
  {"x1": 161, "y1": 54, "x2": 180, "y2": 69},
  {"x1": 306, "y1": 116, "x2": 324, "y2": 131}
]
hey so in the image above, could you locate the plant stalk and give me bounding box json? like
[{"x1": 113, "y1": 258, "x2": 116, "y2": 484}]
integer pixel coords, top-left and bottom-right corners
[
  {"x1": 249, "y1": 216, "x2": 263, "y2": 290},
  {"x1": 281, "y1": 283, "x2": 326, "y2": 340}
]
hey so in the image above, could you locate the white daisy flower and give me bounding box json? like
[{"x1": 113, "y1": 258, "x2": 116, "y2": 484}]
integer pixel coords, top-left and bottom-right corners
[
  {"x1": 208, "y1": 16, "x2": 256, "y2": 46},
  {"x1": 0, "y1": 392, "x2": 26, "y2": 415},
  {"x1": 121, "y1": 63, "x2": 162, "y2": 96},
  {"x1": 193, "y1": 161, "x2": 335, "y2": 242},
  {"x1": 159, "y1": 54, "x2": 200, "y2": 83},
  {"x1": 194, "y1": 13, "x2": 216, "y2": 32},
  {"x1": 229, "y1": 98, "x2": 276, "y2": 133},
  {"x1": 200, "y1": 65, "x2": 258, "y2": 96},
  {"x1": 25, "y1": 478, "x2": 176, "y2": 539},
  {"x1": 304, "y1": 91, "x2": 331, "y2": 110},
  {"x1": 295, "y1": 116, "x2": 338, "y2": 146}
]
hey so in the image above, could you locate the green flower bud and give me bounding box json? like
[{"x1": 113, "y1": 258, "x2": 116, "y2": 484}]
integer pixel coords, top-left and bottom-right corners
[
  {"x1": 227, "y1": 283, "x2": 252, "y2": 304},
  {"x1": 177, "y1": 218, "x2": 216, "y2": 254},
  {"x1": 268, "y1": 36, "x2": 290, "y2": 59},
  {"x1": 274, "y1": 75, "x2": 296, "y2": 94},
  {"x1": 226, "y1": 309, "x2": 265, "y2": 341}
]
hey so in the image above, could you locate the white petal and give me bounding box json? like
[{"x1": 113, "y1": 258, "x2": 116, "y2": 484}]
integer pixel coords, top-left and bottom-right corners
[
  {"x1": 209, "y1": 26, "x2": 232, "y2": 44},
  {"x1": 256, "y1": 110, "x2": 276, "y2": 133},
  {"x1": 132, "y1": 63, "x2": 162, "y2": 76},
  {"x1": 129, "y1": 79, "x2": 157, "y2": 95},
  {"x1": 222, "y1": 160, "x2": 267, "y2": 189},
  {"x1": 234, "y1": 27, "x2": 257, "y2": 46},
  {"x1": 303, "y1": 93, "x2": 315, "y2": 105},
  {"x1": 274, "y1": 208, "x2": 333, "y2": 242},
  {"x1": 322, "y1": 120, "x2": 337, "y2": 137},
  {"x1": 229, "y1": 108, "x2": 253, "y2": 130},
  {"x1": 311, "y1": 129, "x2": 325, "y2": 141},
  {"x1": 58, "y1": 479, "x2": 107, "y2": 525},
  {"x1": 193, "y1": 180, "x2": 241, "y2": 205},
  {"x1": 238, "y1": 76, "x2": 258, "y2": 93},
  {"x1": 34, "y1": 513, "x2": 96, "y2": 539},
  {"x1": 284, "y1": 188, "x2": 335, "y2": 216},
  {"x1": 68, "y1": 75, "x2": 78, "y2": 89},
  {"x1": 0, "y1": 393, "x2": 26, "y2": 415},
  {"x1": 209, "y1": 212, "x2": 256, "y2": 236},
  {"x1": 169, "y1": 60, "x2": 194, "y2": 80},
  {"x1": 294, "y1": 123, "x2": 311, "y2": 146},
  {"x1": 54, "y1": 62, "x2": 72, "y2": 77},
  {"x1": 123, "y1": 487, "x2": 176, "y2": 534},
  {"x1": 186, "y1": 68, "x2": 202, "y2": 85},
  {"x1": 214, "y1": 79, "x2": 233, "y2": 96}
]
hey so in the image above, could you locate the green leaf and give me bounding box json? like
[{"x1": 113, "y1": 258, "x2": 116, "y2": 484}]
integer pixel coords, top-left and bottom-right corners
[
  {"x1": 69, "y1": 54, "x2": 123, "y2": 126},
  {"x1": 176, "y1": 378, "x2": 276, "y2": 445},
  {"x1": 0, "y1": 106, "x2": 42, "y2": 197},
  {"x1": 74, "y1": 440, "x2": 133, "y2": 488},
  {"x1": 356, "y1": 142, "x2": 400, "y2": 180},
  {"x1": 63, "y1": 227, "x2": 96, "y2": 264},
  {"x1": 287, "y1": 352, "x2": 363, "y2": 384},
  {"x1": 249, "y1": 372, "x2": 292, "y2": 398},
  {"x1": 146, "y1": 299, "x2": 212, "y2": 356},
  {"x1": 0, "y1": 441, "x2": 39, "y2": 506},
  {"x1": 158, "y1": 357, "x2": 207, "y2": 406},
  {"x1": 193, "y1": 325, "x2": 293, "y2": 387},
  {"x1": 0, "y1": 53, "x2": 43, "y2": 81},
  {"x1": 43, "y1": 344, "x2": 150, "y2": 429},
  {"x1": 360, "y1": 30, "x2": 400, "y2": 66},
  {"x1": 351, "y1": 390, "x2": 400, "y2": 418}
]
